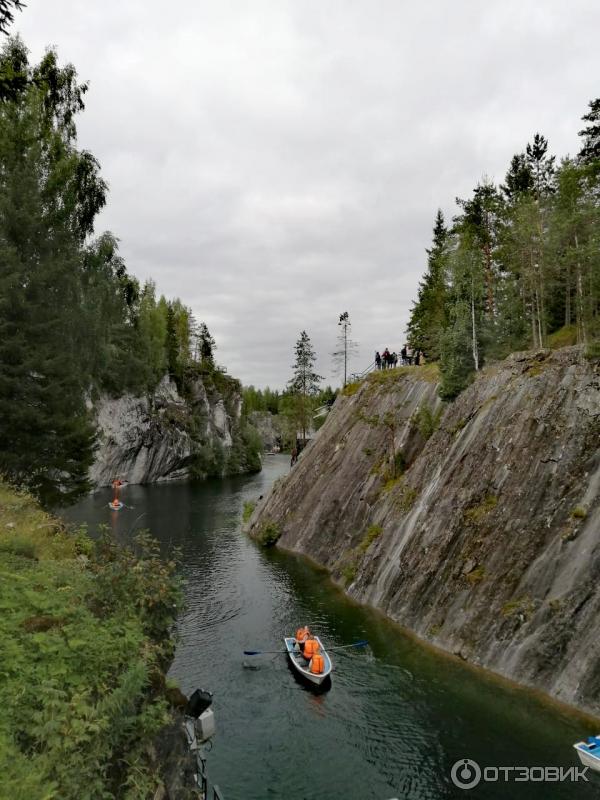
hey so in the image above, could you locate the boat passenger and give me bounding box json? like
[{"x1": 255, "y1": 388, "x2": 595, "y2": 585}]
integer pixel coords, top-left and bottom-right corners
[
  {"x1": 295, "y1": 626, "x2": 310, "y2": 652},
  {"x1": 303, "y1": 637, "x2": 319, "y2": 660},
  {"x1": 310, "y1": 653, "x2": 325, "y2": 674},
  {"x1": 295, "y1": 626, "x2": 310, "y2": 642}
]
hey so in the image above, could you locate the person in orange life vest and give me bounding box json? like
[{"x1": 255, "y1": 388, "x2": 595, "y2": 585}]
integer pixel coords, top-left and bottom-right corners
[
  {"x1": 310, "y1": 652, "x2": 325, "y2": 674},
  {"x1": 295, "y1": 626, "x2": 310, "y2": 652},
  {"x1": 303, "y1": 636, "x2": 319, "y2": 660}
]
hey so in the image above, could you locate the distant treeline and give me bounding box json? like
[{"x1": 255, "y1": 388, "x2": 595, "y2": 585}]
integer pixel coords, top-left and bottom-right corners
[
  {"x1": 242, "y1": 384, "x2": 337, "y2": 443},
  {"x1": 407, "y1": 102, "x2": 600, "y2": 398},
  {"x1": 0, "y1": 39, "x2": 240, "y2": 504}
]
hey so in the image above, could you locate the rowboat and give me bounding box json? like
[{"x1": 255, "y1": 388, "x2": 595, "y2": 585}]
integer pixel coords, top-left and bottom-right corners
[
  {"x1": 574, "y1": 736, "x2": 600, "y2": 772},
  {"x1": 284, "y1": 636, "x2": 332, "y2": 686}
]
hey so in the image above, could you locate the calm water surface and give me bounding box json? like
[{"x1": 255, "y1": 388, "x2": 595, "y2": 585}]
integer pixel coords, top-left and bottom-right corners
[{"x1": 64, "y1": 456, "x2": 598, "y2": 800}]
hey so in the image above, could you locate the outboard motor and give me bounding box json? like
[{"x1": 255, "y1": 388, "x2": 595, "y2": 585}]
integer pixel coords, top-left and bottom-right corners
[{"x1": 185, "y1": 688, "x2": 215, "y2": 743}]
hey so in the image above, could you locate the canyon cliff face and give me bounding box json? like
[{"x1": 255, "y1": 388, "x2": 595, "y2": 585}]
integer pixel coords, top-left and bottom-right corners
[
  {"x1": 247, "y1": 347, "x2": 600, "y2": 715},
  {"x1": 90, "y1": 373, "x2": 260, "y2": 487}
]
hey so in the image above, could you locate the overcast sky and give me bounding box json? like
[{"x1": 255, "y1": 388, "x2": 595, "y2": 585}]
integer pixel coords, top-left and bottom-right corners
[{"x1": 16, "y1": 1, "x2": 600, "y2": 388}]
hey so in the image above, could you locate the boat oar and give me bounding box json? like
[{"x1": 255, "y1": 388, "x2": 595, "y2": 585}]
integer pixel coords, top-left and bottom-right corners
[{"x1": 243, "y1": 640, "x2": 368, "y2": 656}]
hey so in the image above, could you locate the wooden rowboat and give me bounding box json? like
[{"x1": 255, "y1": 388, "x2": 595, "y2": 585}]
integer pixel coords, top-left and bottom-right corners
[{"x1": 284, "y1": 636, "x2": 332, "y2": 686}]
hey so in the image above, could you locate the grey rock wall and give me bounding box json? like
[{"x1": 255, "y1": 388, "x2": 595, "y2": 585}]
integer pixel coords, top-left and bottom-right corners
[
  {"x1": 90, "y1": 375, "x2": 243, "y2": 487},
  {"x1": 247, "y1": 348, "x2": 600, "y2": 714}
]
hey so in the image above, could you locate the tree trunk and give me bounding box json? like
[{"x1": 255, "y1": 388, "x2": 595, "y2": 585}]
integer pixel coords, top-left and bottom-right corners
[
  {"x1": 471, "y1": 282, "x2": 479, "y2": 371},
  {"x1": 574, "y1": 233, "x2": 587, "y2": 344}
]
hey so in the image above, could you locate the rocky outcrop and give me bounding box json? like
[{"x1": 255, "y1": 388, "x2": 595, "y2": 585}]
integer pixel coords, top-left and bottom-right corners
[
  {"x1": 247, "y1": 348, "x2": 600, "y2": 715},
  {"x1": 91, "y1": 373, "x2": 259, "y2": 487},
  {"x1": 247, "y1": 411, "x2": 284, "y2": 451}
]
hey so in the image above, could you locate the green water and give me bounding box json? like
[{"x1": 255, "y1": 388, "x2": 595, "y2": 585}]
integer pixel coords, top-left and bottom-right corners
[{"x1": 65, "y1": 456, "x2": 598, "y2": 800}]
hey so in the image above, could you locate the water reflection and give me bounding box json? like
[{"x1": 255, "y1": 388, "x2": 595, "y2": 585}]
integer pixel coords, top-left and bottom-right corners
[{"x1": 62, "y1": 457, "x2": 599, "y2": 800}]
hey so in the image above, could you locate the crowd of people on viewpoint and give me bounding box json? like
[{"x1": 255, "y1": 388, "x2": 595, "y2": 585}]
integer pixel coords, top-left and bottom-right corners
[{"x1": 375, "y1": 344, "x2": 425, "y2": 370}]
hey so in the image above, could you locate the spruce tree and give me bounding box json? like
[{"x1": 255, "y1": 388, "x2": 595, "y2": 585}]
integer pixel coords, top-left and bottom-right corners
[
  {"x1": 288, "y1": 331, "x2": 322, "y2": 440},
  {"x1": 0, "y1": 40, "x2": 104, "y2": 505},
  {"x1": 406, "y1": 209, "x2": 449, "y2": 360},
  {"x1": 198, "y1": 322, "x2": 216, "y2": 368}
]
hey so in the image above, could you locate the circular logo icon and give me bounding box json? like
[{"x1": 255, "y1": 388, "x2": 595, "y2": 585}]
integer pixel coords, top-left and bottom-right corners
[{"x1": 451, "y1": 758, "x2": 482, "y2": 790}]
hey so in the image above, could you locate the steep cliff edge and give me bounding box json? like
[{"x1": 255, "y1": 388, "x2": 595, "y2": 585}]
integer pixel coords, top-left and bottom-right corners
[
  {"x1": 91, "y1": 372, "x2": 261, "y2": 487},
  {"x1": 247, "y1": 347, "x2": 600, "y2": 714}
]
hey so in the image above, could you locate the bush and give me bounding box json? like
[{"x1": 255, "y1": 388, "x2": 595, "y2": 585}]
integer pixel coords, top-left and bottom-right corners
[
  {"x1": 0, "y1": 485, "x2": 182, "y2": 800},
  {"x1": 255, "y1": 521, "x2": 281, "y2": 547},
  {"x1": 412, "y1": 404, "x2": 442, "y2": 440}
]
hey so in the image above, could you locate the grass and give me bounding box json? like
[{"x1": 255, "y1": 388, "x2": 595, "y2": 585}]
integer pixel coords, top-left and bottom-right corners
[
  {"x1": 464, "y1": 494, "x2": 498, "y2": 524},
  {"x1": 341, "y1": 381, "x2": 362, "y2": 396},
  {"x1": 358, "y1": 524, "x2": 383, "y2": 553},
  {"x1": 341, "y1": 560, "x2": 358, "y2": 586},
  {"x1": 465, "y1": 566, "x2": 486, "y2": 585},
  {"x1": 367, "y1": 363, "x2": 440, "y2": 387},
  {"x1": 547, "y1": 325, "x2": 577, "y2": 349},
  {"x1": 242, "y1": 500, "x2": 256, "y2": 522},
  {"x1": 501, "y1": 596, "x2": 534, "y2": 619},
  {"x1": 0, "y1": 482, "x2": 181, "y2": 800}
]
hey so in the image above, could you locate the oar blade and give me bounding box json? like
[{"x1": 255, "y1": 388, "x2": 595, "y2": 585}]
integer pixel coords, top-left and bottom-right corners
[{"x1": 243, "y1": 650, "x2": 262, "y2": 655}]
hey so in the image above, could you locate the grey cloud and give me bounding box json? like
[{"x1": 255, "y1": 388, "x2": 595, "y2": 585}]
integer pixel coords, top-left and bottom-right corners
[{"x1": 17, "y1": 0, "x2": 600, "y2": 387}]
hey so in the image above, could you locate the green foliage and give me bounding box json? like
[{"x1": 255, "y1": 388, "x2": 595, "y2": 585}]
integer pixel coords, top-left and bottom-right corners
[
  {"x1": 341, "y1": 561, "x2": 358, "y2": 586},
  {"x1": 342, "y1": 380, "x2": 361, "y2": 396},
  {"x1": 464, "y1": 494, "x2": 498, "y2": 524},
  {"x1": 0, "y1": 483, "x2": 180, "y2": 799},
  {"x1": 255, "y1": 520, "x2": 281, "y2": 547},
  {"x1": 242, "y1": 500, "x2": 256, "y2": 522},
  {"x1": 406, "y1": 209, "x2": 450, "y2": 361},
  {"x1": 287, "y1": 330, "x2": 322, "y2": 440},
  {"x1": 502, "y1": 596, "x2": 534, "y2": 619},
  {"x1": 466, "y1": 566, "x2": 486, "y2": 585},
  {"x1": 408, "y1": 101, "x2": 600, "y2": 404},
  {"x1": 571, "y1": 506, "x2": 587, "y2": 519},
  {"x1": 412, "y1": 404, "x2": 442, "y2": 440},
  {"x1": 358, "y1": 524, "x2": 383, "y2": 553}
]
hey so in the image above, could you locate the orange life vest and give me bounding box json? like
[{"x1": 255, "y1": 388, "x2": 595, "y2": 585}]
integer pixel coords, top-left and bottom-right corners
[
  {"x1": 310, "y1": 653, "x2": 325, "y2": 674},
  {"x1": 303, "y1": 638, "x2": 319, "y2": 658}
]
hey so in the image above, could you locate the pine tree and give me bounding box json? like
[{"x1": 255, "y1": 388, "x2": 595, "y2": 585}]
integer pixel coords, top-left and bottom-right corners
[
  {"x1": 0, "y1": 1, "x2": 24, "y2": 35},
  {"x1": 332, "y1": 311, "x2": 358, "y2": 386},
  {"x1": 501, "y1": 153, "x2": 534, "y2": 201},
  {"x1": 288, "y1": 331, "x2": 322, "y2": 440},
  {"x1": 526, "y1": 133, "x2": 556, "y2": 198},
  {"x1": 406, "y1": 209, "x2": 449, "y2": 360},
  {"x1": 578, "y1": 98, "x2": 600, "y2": 165}
]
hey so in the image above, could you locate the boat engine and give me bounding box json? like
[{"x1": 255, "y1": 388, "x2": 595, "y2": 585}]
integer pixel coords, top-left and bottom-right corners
[{"x1": 185, "y1": 688, "x2": 215, "y2": 743}]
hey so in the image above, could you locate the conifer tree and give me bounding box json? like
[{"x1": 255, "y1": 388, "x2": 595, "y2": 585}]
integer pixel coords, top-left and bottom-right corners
[
  {"x1": 578, "y1": 98, "x2": 600, "y2": 166},
  {"x1": 406, "y1": 209, "x2": 449, "y2": 360},
  {"x1": 0, "y1": 40, "x2": 102, "y2": 504},
  {"x1": 288, "y1": 331, "x2": 322, "y2": 440},
  {"x1": 501, "y1": 153, "x2": 534, "y2": 201},
  {"x1": 332, "y1": 311, "x2": 358, "y2": 386},
  {"x1": 198, "y1": 322, "x2": 216, "y2": 367}
]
